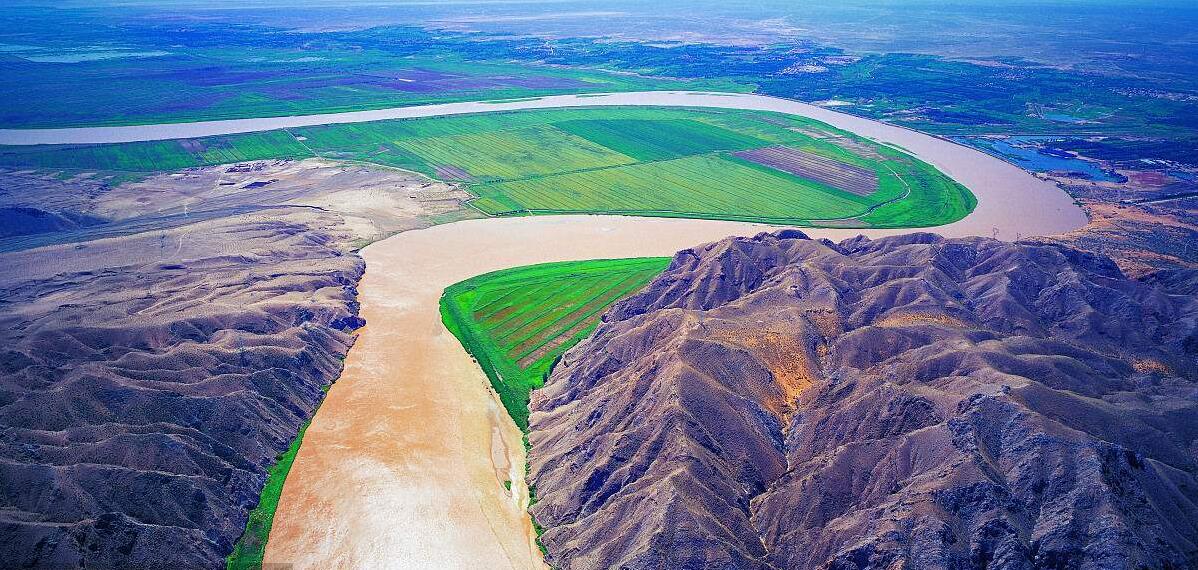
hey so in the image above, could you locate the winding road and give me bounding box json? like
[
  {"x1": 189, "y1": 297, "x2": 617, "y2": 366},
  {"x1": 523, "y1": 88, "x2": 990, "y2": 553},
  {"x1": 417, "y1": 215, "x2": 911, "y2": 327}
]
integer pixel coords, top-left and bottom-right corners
[{"x1": 3, "y1": 91, "x2": 1088, "y2": 568}]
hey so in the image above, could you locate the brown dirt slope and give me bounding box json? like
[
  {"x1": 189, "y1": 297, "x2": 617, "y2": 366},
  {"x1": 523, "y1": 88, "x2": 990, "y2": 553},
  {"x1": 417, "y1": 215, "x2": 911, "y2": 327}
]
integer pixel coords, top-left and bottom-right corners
[{"x1": 529, "y1": 230, "x2": 1198, "y2": 569}]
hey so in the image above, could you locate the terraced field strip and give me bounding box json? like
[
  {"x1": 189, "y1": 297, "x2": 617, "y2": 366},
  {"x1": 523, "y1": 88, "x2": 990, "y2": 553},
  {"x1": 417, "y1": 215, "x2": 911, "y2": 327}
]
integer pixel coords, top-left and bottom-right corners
[
  {"x1": 732, "y1": 146, "x2": 879, "y2": 196},
  {"x1": 508, "y1": 270, "x2": 656, "y2": 363},
  {"x1": 441, "y1": 257, "x2": 670, "y2": 429}
]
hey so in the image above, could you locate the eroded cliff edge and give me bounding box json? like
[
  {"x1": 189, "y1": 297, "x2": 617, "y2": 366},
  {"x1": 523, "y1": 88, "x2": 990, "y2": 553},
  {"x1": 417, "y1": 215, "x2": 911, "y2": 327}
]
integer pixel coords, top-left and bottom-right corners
[{"x1": 529, "y1": 230, "x2": 1198, "y2": 569}]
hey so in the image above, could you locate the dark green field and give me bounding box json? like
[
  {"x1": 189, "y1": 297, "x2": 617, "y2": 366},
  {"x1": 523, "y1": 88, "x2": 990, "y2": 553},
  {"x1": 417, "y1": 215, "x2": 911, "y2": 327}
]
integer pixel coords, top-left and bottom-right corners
[
  {"x1": 0, "y1": 106, "x2": 976, "y2": 228},
  {"x1": 440, "y1": 258, "x2": 670, "y2": 430}
]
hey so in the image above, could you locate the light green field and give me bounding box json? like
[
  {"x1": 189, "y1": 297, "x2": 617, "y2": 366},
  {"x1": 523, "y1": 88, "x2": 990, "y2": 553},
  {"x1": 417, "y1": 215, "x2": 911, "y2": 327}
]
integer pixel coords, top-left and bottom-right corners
[
  {"x1": 440, "y1": 257, "x2": 671, "y2": 430},
  {"x1": 471, "y1": 154, "x2": 878, "y2": 221},
  {"x1": 553, "y1": 118, "x2": 767, "y2": 161},
  {"x1": 0, "y1": 106, "x2": 976, "y2": 228},
  {"x1": 393, "y1": 125, "x2": 636, "y2": 180}
]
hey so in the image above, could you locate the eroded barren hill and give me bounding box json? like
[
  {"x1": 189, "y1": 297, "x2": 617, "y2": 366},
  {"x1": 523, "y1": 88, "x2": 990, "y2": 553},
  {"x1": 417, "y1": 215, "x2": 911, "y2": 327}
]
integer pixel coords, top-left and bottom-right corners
[
  {"x1": 529, "y1": 230, "x2": 1198, "y2": 569},
  {"x1": 0, "y1": 160, "x2": 474, "y2": 567}
]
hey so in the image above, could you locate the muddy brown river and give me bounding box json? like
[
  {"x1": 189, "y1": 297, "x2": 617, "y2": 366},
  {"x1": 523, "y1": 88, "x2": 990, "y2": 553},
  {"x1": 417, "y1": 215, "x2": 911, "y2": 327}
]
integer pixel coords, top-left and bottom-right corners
[
  {"x1": 267, "y1": 214, "x2": 1021, "y2": 569},
  {"x1": 258, "y1": 93, "x2": 1083, "y2": 569},
  {"x1": 1, "y1": 91, "x2": 1085, "y2": 568},
  {"x1": 263, "y1": 217, "x2": 784, "y2": 569}
]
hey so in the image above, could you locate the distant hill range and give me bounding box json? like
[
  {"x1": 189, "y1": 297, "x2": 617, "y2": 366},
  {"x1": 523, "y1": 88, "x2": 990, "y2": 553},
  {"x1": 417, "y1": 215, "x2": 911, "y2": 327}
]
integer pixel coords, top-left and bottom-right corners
[{"x1": 529, "y1": 230, "x2": 1198, "y2": 569}]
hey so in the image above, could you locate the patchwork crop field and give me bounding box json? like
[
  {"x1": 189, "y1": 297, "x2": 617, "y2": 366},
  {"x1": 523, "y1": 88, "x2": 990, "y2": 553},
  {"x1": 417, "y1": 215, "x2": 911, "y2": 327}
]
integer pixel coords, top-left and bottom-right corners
[
  {"x1": 0, "y1": 106, "x2": 976, "y2": 227},
  {"x1": 440, "y1": 257, "x2": 671, "y2": 429},
  {"x1": 732, "y1": 146, "x2": 879, "y2": 196}
]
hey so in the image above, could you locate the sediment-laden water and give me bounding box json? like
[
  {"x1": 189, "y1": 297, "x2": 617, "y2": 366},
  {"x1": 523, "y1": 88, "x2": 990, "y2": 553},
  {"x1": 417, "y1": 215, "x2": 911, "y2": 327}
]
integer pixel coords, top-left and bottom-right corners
[{"x1": 7, "y1": 91, "x2": 1085, "y2": 568}]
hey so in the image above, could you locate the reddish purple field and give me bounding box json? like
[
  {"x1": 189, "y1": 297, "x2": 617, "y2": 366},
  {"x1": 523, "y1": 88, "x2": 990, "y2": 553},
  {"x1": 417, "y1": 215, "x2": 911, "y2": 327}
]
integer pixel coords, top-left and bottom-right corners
[
  {"x1": 733, "y1": 146, "x2": 879, "y2": 196},
  {"x1": 435, "y1": 165, "x2": 476, "y2": 181}
]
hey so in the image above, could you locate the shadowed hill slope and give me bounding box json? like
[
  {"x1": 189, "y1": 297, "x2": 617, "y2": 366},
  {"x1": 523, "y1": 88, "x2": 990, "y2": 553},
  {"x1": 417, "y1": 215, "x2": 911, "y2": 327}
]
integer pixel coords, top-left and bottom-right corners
[
  {"x1": 529, "y1": 230, "x2": 1198, "y2": 569},
  {"x1": 0, "y1": 209, "x2": 365, "y2": 568},
  {"x1": 0, "y1": 160, "x2": 474, "y2": 568}
]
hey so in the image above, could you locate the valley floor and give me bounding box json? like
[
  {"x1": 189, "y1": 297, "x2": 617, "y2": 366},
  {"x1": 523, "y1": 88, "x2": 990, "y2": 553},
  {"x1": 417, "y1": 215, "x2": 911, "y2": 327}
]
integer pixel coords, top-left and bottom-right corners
[
  {"x1": 263, "y1": 216, "x2": 779, "y2": 568},
  {"x1": 259, "y1": 92, "x2": 1087, "y2": 566},
  {"x1": 0, "y1": 92, "x2": 1089, "y2": 568}
]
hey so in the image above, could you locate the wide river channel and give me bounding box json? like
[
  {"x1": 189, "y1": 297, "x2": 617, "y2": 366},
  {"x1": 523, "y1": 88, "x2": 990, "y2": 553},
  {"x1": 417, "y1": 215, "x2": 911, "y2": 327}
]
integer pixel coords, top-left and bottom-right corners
[{"x1": 2, "y1": 92, "x2": 1088, "y2": 568}]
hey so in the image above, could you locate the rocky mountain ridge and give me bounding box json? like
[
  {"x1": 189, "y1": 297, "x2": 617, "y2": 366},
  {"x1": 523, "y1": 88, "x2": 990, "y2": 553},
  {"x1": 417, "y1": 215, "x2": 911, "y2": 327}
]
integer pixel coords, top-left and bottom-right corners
[{"x1": 529, "y1": 230, "x2": 1198, "y2": 569}]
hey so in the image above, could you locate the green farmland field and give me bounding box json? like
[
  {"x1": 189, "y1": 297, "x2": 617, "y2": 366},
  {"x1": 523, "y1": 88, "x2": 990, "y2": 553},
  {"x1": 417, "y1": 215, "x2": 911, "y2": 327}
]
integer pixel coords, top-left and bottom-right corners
[
  {"x1": 0, "y1": 106, "x2": 976, "y2": 228},
  {"x1": 471, "y1": 154, "x2": 880, "y2": 222},
  {"x1": 393, "y1": 124, "x2": 637, "y2": 180},
  {"x1": 440, "y1": 257, "x2": 670, "y2": 430},
  {"x1": 0, "y1": 130, "x2": 312, "y2": 173}
]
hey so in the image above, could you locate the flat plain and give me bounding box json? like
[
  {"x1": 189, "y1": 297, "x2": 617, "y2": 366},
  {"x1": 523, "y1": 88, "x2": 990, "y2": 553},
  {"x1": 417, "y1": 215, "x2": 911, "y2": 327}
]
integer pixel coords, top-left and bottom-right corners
[{"x1": 0, "y1": 106, "x2": 976, "y2": 228}]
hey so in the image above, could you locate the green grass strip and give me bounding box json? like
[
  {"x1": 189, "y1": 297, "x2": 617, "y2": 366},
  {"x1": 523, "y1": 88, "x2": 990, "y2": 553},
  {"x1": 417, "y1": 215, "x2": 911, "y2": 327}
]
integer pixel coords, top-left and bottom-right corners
[
  {"x1": 441, "y1": 257, "x2": 669, "y2": 566},
  {"x1": 226, "y1": 401, "x2": 321, "y2": 569}
]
